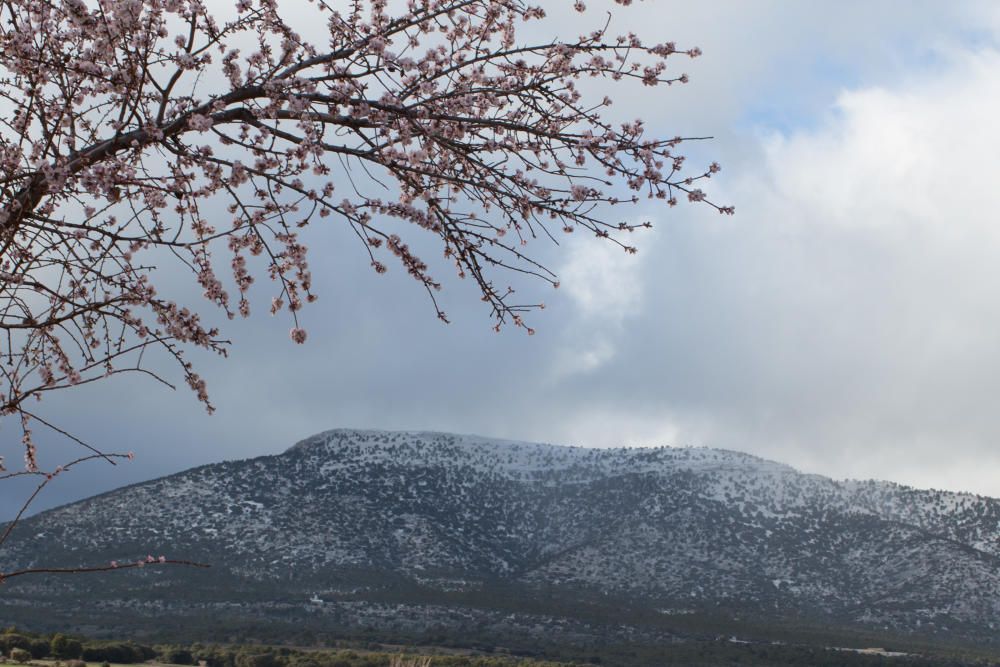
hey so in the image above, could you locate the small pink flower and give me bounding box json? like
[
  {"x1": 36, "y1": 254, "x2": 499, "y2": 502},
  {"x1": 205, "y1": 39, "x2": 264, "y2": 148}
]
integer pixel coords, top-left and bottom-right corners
[
  {"x1": 187, "y1": 114, "x2": 213, "y2": 132},
  {"x1": 290, "y1": 327, "x2": 307, "y2": 344}
]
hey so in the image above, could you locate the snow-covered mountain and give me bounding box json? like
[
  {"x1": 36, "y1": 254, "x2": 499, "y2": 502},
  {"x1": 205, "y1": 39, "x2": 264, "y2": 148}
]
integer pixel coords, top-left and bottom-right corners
[{"x1": 2, "y1": 429, "x2": 998, "y2": 646}]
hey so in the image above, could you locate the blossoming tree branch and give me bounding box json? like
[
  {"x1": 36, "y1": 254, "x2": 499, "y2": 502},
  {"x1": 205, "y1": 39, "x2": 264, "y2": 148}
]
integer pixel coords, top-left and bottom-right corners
[{"x1": 0, "y1": 0, "x2": 728, "y2": 576}]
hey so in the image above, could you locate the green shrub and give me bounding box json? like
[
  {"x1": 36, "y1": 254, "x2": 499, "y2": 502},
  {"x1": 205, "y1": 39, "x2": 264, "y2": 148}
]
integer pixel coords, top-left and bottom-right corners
[
  {"x1": 166, "y1": 648, "x2": 195, "y2": 665},
  {"x1": 50, "y1": 635, "x2": 83, "y2": 660},
  {"x1": 29, "y1": 640, "x2": 50, "y2": 660},
  {"x1": 0, "y1": 636, "x2": 32, "y2": 654},
  {"x1": 10, "y1": 647, "x2": 32, "y2": 664},
  {"x1": 81, "y1": 641, "x2": 153, "y2": 663}
]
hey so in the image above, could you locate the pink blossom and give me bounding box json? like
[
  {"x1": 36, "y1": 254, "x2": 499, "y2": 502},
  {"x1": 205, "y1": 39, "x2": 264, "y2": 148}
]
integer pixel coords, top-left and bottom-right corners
[
  {"x1": 186, "y1": 114, "x2": 213, "y2": 132},
  {"x1": 0, "y1": 0, "x2": 728, "y2": 486}
]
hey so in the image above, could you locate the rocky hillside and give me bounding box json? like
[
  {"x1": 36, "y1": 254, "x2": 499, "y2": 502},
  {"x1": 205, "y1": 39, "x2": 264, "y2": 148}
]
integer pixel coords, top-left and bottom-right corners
[{"x1": 1, "y1": 429, "x2": 998, "y2": 647}]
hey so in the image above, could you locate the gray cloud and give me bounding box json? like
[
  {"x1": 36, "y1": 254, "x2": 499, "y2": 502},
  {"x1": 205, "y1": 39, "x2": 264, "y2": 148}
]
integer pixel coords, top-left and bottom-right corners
[{"x1": 5, "y1": 0, "x2": 1000, "y2": 522}]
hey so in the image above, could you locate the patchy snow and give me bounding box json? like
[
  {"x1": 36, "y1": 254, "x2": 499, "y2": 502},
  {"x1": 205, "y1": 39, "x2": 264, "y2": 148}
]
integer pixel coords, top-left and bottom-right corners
[{"x1": 6, "y1": 427, "x2": 999, "y2": 643}]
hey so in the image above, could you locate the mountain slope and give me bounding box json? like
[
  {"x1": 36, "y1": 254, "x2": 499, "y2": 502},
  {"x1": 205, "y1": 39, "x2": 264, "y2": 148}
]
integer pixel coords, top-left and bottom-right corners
[{"x1": 2, "y1": 429, "x2": 998, "y2": 646}]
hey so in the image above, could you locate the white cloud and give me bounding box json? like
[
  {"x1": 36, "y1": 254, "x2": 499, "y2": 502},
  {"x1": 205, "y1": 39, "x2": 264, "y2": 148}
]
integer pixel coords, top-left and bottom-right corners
[
  {"x1": 550, "y1": 232, "x2": 648, "y2": 377},
  {"x1": 560, "y1": 237, "x2": 644, "y2": 320},
  {"x1": 763, "y1": 49, "x2": 1000, "y2": 236},
  {"x1": 617, "y1": 44, "x2": 1000, "y2": 495}
]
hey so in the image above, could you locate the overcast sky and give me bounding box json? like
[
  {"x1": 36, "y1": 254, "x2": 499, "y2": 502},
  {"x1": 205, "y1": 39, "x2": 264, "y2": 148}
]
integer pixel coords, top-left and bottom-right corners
[{"x1": 6, "y1": 0, "x2": 1000, "y2": 519}]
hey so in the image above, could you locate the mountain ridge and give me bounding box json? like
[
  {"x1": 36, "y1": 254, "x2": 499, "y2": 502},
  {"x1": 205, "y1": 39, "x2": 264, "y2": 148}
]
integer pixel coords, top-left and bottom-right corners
[{"x1": 2, "y1": 428, "x2": 998, "y2": 650}]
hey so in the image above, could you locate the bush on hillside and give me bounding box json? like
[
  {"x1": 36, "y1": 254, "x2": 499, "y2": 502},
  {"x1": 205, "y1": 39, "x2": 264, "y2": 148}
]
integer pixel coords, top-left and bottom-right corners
[
  {"x1": 50, "y1": 635, "x2": 83, "y2": 660},
  {"x1": 166, "y1": 648, "x2": 195, "y2": 665},
  {"x1": 10, "y1": 648, "x2": 32, "y2": 664},
  {"x1": 235, "y1": 653, "x2": 283, "y2": 667},
  {"x1": 82, "y1": 641, "x2": 153, "y2": 663},
  {"x1": 0, "y1": 635, "x2": 32, "y2": 654},
  {"x1": 29, "y1": 640, "x2": 50, "y2": 659}
]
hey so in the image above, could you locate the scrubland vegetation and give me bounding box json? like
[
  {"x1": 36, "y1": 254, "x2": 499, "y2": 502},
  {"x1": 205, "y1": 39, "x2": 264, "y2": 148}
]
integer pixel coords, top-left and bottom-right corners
[{"x1": 2, "y1": 626, "x2": 999, "y2": 667}]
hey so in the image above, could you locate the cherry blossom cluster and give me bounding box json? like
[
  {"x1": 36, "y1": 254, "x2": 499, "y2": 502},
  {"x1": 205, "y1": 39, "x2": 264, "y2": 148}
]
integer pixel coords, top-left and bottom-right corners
[{"x1": 0, "y1": 0, "x2": 729, "y2": 475}]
